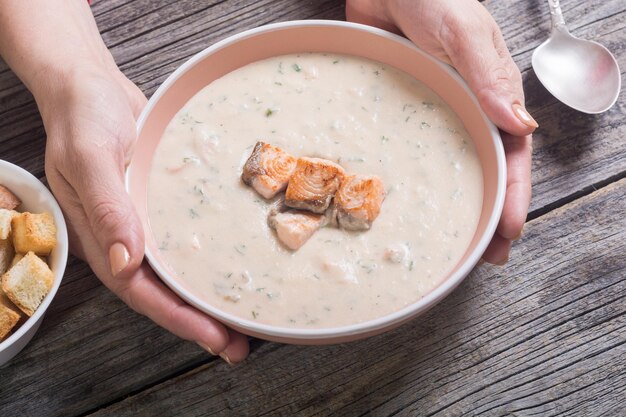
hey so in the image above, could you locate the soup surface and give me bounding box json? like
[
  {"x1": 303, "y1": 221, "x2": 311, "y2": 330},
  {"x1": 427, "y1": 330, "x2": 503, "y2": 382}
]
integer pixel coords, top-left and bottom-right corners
[{"x1": 148, "y1": 53, "x2": 483, "y2": 328}]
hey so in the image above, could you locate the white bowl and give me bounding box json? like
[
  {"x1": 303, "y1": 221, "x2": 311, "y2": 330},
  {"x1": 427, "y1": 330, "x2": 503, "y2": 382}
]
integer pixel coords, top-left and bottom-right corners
[{"x1": 0, "y1": 160, "x2": 69, "y2": 366}]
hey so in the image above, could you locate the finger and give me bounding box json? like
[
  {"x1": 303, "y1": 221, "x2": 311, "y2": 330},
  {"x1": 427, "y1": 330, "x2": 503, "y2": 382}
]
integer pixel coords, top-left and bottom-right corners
[
  {"x1": 65, "y1": 142, "x2": 145, "y2": 279},
  {"x1": 45, "y1": 161, "x2": 90, "y2": 261},
  {"x1": 58, "y1": 199, "x2": 88, "y2": 261},
  {"x1": 482, "y1": 233, "x2": 511, "y2": 265},
  {"x1": 438, "y1": 6, "x2": 538, "y2": 137},
  {"x1": 114, "y1": 264, "x2": 237, "y2": 355},
  {"x1": 497, "y1": 133, "x2": 533, "y2": 240},
  {"x1": 219, "y1": 329, "x2": 250, "y2": 364}
]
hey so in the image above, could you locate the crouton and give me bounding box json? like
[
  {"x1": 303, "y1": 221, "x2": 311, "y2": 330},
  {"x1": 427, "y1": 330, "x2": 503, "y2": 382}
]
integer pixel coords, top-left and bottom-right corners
[
  {"x1": 11, "y1": 212, "x2": 57, "y2": 256},
  {"x1": 0, "y1": 238, "x2": 14, "y2": 276},
  {"x1": 0, "y1": 185, "x2": 21, "y2": 210},
  {"x1": 0, "y1": 209, "x2": 18, "y2": 240},
  {"x1": 0, "y1": 287, "x2": 22, "y2": 339},
  {"x1": 1, "y1": 252, "x2": 54, "y2": 316},
  {"x1": 10, "y1": 253, "x2": 24, "y2": 268}
]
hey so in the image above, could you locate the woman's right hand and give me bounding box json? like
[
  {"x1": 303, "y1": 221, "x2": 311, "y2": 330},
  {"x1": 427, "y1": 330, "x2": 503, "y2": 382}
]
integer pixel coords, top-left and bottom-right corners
[{"x1": 35, "y1": 63, "x2": 249, "y2": 364}]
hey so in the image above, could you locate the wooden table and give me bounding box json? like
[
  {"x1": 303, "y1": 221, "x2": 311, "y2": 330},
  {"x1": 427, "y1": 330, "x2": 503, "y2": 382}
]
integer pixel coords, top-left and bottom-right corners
[{"x1": 1, "y1": 1, "x2": 624, "y2": 415}]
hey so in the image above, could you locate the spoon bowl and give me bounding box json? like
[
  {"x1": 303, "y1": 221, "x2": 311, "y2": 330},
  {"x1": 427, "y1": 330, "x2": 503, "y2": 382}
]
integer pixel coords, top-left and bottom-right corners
[{"x1": 532, "y1": 1, "x2": 621, "y2": 114}]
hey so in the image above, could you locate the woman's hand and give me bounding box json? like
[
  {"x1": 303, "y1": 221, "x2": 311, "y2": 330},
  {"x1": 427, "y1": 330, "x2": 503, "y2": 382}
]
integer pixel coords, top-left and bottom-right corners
[
  {"x1": 347, "y1": 0, "x2": 537, "y2": 265},
  {"x1": 35, "y1": 64, "x2": 248, "y2": 364}
]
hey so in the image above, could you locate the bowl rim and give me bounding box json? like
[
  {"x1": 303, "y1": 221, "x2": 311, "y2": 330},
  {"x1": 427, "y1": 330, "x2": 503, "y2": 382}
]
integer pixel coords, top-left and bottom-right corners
[
  {"x1": 0, "y1": 160, "x2": 69, "y2": 351},
  {"x1": 129, "y1": 19, "x2": 506, "y2": 340}
]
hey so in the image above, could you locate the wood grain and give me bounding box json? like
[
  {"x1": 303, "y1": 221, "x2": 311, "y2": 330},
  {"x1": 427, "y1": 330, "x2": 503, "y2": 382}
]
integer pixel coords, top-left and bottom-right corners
[
  {"x1": 0, "y1": 0, "x2": 624, "y2": 416},
  {"x1": 86, "y1": 179, "x2": 626, "y2": 417}
]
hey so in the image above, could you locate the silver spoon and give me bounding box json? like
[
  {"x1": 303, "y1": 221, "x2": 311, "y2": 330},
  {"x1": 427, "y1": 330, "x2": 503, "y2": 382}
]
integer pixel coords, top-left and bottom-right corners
[{"x1": 532, "y1": 0, "x2": 621, "y2": 114}]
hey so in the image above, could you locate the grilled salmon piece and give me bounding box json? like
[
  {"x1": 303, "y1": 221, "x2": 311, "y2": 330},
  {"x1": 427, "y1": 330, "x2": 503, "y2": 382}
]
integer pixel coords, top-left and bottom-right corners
[
  {"x1": 284, "y1": 157, "x2": 345, "y2": 214},
  {"x1": 334, "y1": 174, "x2": 385, "y2": 231},
  {"x1": 242, "y1": 141, "x2": 297, "y2": 199},
  {"x1": 268, "y1": 207, "x2": 325, "y2": 251}
]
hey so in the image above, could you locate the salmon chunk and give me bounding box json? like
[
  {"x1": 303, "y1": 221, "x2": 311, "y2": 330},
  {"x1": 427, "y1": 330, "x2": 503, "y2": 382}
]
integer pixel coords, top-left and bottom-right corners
[
  {"x1": 242, "y1": 142, "x2": 297, "y2": 199},
  {"x1": 285, "y1": 157, "x2": 345, "y2": 214},
  {"x1": 334, "y1": 174, "x2": 385, "y2": 231},
  {"x1": 268, "y1": 206, "x2": 325, "y2": 251}
]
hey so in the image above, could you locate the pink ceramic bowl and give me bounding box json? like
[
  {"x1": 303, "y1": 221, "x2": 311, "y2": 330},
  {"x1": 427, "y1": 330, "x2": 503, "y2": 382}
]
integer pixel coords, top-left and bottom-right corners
[{"x1": 127, "y1": 20, "x2": 506, "y2": 344}]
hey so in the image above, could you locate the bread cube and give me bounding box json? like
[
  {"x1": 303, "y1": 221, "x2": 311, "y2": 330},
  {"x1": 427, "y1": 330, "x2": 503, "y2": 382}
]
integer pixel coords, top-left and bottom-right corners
[
  {"x1": 10, "y1": 253, "x2": 24, "y2": 268},
  {"x1": 0, "y1": 287, "x2": 22, "y2": 339},
  {"x1": 11, "y1": 212, "x2": 57, "y2": 256},
  {"x1": 0, "y1": 238, "x2": 14, "y2": 276},
  {"x1": 0, "y1": 209, "x2": 18, "y2": 240},
  {"x1": 1, "y1": 252, "x2": 54, "y2": 316}
]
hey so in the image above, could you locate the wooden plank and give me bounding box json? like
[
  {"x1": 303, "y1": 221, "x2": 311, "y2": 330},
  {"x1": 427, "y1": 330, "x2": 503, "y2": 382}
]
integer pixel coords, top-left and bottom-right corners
[
  {"x1": 108, "y1": 0, "x2": 344, "y2": 84},
  {"x1": 93, "y1": 0, "x2": 216, "y2": 35},
  {"x1": 90, "y1": 0, "x2": 138, "y2": 19},
  {"x1": 0, "y1": 128, "x2": 46, "y2": 176},
  {"x1": 85, "y1": 179, "x2": 626, "y2": 417}
]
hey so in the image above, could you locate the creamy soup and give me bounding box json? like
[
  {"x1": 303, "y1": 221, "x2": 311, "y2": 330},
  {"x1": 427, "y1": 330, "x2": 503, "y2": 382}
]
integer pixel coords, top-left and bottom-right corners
[{"x1": 147, "y1": 53, "x2": 483, "y2": 328}]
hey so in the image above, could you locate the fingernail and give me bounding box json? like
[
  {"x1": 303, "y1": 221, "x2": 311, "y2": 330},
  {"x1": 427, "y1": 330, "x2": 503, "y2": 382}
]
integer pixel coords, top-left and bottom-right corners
[
  {"x1": 219, "y1": 352, "x2": 234, "y2": 365},
  {"x1": 512, "y1": 103, "x2": 538, "y2": 129},
  {"x1": 109, "y1": 242, "x2": 130, "y2": 276},
  {"x1": 197, "y1": 342, "x2": 217, "y2": 356}
]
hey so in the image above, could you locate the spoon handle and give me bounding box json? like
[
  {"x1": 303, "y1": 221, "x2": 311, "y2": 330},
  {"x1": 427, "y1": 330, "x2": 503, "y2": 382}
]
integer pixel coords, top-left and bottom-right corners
[{"x1": 547, "y1": 0, "x2": 567, "y2": 30}]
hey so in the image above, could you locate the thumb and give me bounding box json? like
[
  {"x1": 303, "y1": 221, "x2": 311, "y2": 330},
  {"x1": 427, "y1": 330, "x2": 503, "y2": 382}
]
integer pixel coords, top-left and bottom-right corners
[
  {"x1": 69, "y1": 146, "x2": 145, "y2": 279},
  {"x1": 440, "y1": 17, "x2": 538, "y2": 136}
]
